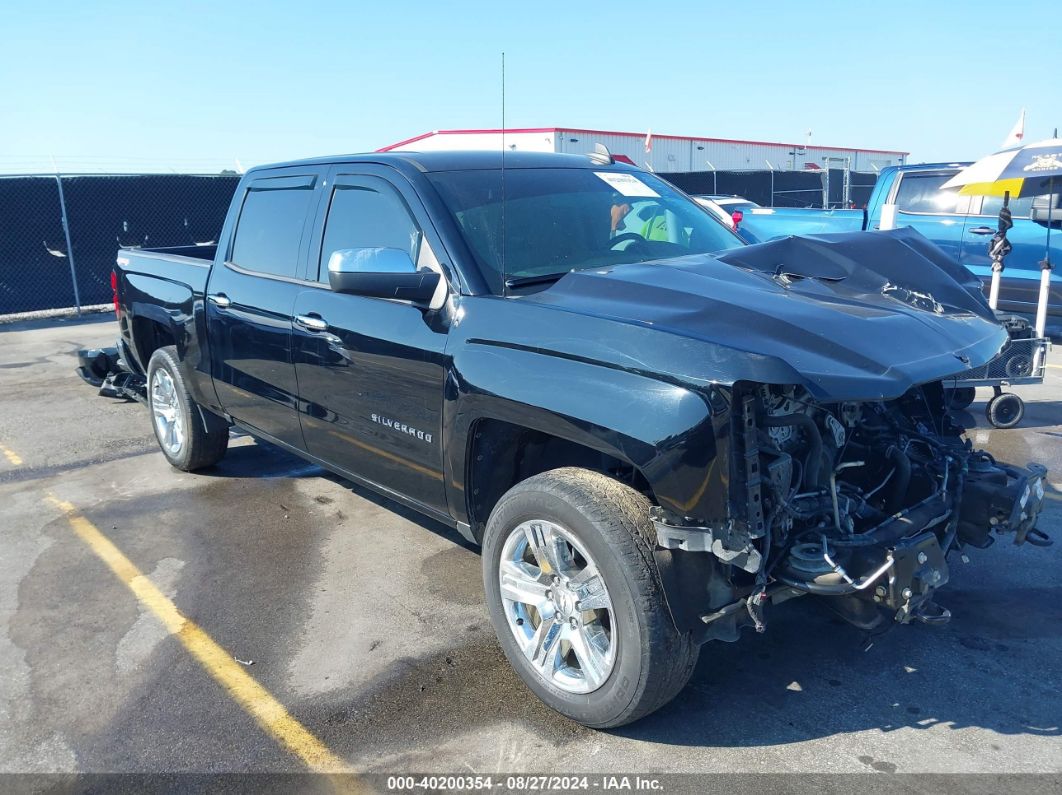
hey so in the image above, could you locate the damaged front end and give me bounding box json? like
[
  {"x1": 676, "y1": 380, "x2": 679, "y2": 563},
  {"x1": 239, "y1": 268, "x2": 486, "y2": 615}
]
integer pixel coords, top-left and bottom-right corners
[{"x1": 654, "y1": 381, "x2": 1050, "y2": 641}]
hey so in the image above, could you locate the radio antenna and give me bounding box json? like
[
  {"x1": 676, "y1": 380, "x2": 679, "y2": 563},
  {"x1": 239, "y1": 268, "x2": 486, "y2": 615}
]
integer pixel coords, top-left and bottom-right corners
[{"x1": 501, "y1": 51, "x2": 507, "y2": 296}]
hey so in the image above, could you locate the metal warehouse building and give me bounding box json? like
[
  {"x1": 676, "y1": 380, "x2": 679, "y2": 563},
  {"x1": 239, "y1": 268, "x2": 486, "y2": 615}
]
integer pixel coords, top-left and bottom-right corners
[{"x1": 379, "y1": 127, "x2": 908, "y2": 174}]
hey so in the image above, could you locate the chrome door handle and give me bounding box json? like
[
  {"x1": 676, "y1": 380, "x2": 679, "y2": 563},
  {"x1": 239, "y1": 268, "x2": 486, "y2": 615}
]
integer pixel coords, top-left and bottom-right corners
[
  {"x1": 294, "y1": 314, "x2": 329, "y2": 332},
  {"x1": 208, "y1": 293, "x2": 232, "y2": 308},
  {"x1": 968, "y1": 226, "x2": 995, "y2": 235}
]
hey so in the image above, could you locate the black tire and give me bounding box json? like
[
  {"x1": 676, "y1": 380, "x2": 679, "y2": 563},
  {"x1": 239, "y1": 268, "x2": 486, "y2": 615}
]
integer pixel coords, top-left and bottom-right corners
[
  {"x1": 146, "y1": 346, "x2": 229, "y2": 471},
  {"x1": 945, "y1": 387, "x2": 977, "y2": 411},
  {"x1": 482, "y1": 467, "x2": 698, "y2": 728},
  {"x1": 985, "y1": 392, "x2": 1024, "y2": 429}
]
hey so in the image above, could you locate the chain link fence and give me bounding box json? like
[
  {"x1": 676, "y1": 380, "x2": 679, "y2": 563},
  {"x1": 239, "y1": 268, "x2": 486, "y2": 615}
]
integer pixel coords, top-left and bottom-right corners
[
  {"x1": 2, "y1": 169, "x2": 881, "y2": 317},
  {"x1": 0, "y1": 174, "x2": 239, "y2": 317},
  {"x1": 662, "y1": 168, "x2": 880, "y2": 209}
]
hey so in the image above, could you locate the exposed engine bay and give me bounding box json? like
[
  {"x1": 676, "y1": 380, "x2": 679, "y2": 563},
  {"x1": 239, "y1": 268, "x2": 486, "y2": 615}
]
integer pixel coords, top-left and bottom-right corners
[{"x1": 654, "y1": 380, "x2": 1050, "y2": 639}]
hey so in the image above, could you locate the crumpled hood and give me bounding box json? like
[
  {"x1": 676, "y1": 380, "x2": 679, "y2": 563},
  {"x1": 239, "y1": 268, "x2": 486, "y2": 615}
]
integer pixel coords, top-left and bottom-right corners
[{"x1": 523, "y1": 228, "x2": 1007, "y2": 400}]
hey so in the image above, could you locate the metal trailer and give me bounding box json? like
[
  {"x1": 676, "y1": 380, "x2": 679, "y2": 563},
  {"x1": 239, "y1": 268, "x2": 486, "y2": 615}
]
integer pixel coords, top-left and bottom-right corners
[
  {"x1": 943, "y1": 333, "x2": 1051, "y2": 428},
  {"x1": 946, "y1": 243, "x2": 1056, "y2": 429}
]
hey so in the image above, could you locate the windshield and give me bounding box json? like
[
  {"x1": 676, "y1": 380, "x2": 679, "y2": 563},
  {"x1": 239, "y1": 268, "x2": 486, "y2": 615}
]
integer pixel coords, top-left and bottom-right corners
[
  {"x1": 722, "y1": 201, "x2": 758, "y2": 212},
  {"x1": 427, "y1": 167, "x2": 744, "y2": 293}
]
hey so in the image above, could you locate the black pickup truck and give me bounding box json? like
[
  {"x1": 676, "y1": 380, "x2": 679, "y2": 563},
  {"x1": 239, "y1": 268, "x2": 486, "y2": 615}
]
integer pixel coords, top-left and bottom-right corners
[{"x1": 94, "y1": 150, "x2": 1049, "y2": 728}]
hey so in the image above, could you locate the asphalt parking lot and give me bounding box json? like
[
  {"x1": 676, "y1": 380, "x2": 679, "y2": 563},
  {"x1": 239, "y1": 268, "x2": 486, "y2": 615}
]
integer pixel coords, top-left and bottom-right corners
[{"x1": 2, "y1": 313, "x2": 1061, "y2": 783}]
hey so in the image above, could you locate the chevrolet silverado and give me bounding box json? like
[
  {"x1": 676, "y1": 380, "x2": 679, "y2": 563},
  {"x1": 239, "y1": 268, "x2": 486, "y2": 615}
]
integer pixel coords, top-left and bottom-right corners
[{"x1": 100, "y1": 150, "x2": 1049, "y2": 727}]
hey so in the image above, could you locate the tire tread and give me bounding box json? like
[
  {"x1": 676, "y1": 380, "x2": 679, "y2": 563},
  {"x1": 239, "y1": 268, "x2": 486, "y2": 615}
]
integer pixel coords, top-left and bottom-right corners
[
  {"x1": 486, "y1": 467, "x2": 698, "y2": 728},
  {"x1": 147, "y1": 346, "x2": 229, "y2": 471}
]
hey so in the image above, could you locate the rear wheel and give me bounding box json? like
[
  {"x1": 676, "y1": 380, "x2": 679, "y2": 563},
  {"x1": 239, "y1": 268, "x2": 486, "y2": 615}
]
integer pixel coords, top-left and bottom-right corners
[
  {"x1": 147, "y1": 346, "x2": 229, "y2": 471},
  {"x1": 482, "y1": 468, "x2": 698, "y2": 728}
]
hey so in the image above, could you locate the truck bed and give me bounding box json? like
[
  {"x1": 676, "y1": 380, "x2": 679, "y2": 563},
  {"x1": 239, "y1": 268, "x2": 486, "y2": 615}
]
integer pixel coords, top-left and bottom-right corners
[
  {"x1": 739, "y1": 207, "x2": 864, "y2": 244},
  {"x1": 119, "y1": 244, "x2": 217, "y2": 266},
  {"x1": 115, "y1": 244, "x2": 216, "y2": 373}
]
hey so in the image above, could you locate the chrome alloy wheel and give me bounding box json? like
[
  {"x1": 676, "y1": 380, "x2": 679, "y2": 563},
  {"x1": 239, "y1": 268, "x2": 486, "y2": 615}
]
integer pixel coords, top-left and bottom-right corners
[
  {"x1": 150, "y1": 368, "x2": 184, "y2": 456},
  {"x1": 499, "y1": 519, "x2": 616, "y2": 694}
]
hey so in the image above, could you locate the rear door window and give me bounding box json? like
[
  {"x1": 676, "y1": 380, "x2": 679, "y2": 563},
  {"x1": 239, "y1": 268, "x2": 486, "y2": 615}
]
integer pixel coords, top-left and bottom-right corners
[
  {"x1": 230, "y1": 175, "x2": 317, "y2": 278},
  {"x1": 894, "y1": 173, "x2": 970, "y2": 215}
]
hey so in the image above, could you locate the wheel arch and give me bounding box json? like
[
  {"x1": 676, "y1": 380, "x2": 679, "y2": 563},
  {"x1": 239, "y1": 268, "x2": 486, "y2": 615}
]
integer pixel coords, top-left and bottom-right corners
[
  {"x1": 445, "y1": 346, "x2": 729, "y2": 540},
  {"x1": 131, "y1": 313, "x2": 179, "y2": 371},
  {"x1": 462, "y1": 416, "x2": 655, "y2": 543}
]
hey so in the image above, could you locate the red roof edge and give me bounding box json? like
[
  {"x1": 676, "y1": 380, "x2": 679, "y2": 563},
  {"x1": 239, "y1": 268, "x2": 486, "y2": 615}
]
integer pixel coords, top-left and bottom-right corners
[
  {"x1": 379, "y1": 127, "x2": 908, "y2": 157},
  {"x1": 376, "y1": 130, "x2": 439, "y2": 152},
  {"x1": 377, "y1": 128, "x2": 560, "y2": 152}
]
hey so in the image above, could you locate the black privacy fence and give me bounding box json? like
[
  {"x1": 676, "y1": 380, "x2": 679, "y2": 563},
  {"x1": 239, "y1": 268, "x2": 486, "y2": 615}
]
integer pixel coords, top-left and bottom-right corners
[
  {"x1": 662, "y1": 168, "x2": 879, "y2": 209},
  {"x1": 1, "y1": 169, "x2": 880, "y2": 316},
  {"x1": 0, "y1": 174, "x2": 239, "y2": 316}
]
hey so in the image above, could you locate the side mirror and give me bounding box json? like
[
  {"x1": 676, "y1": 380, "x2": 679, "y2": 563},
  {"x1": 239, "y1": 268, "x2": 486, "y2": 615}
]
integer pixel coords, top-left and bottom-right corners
[
  {"x1": 1030, "y1": 204, "x2": 1061, "y2": 226},
  {"x1": 327, "y1": 247, "x2": 441, "y2": 304},
  {"x1": 878, "y1": 203, "x2": 898, "y2": 230}
]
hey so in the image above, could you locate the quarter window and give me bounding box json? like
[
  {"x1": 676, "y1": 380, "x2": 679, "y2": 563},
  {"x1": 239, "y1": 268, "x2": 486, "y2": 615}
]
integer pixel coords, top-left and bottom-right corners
[
  {"x1": 319, "y1": 182, "x2": 422, "y2": 280},
  {"x1": 230, "y1": 181, "x2": 315, "y2": 278}
]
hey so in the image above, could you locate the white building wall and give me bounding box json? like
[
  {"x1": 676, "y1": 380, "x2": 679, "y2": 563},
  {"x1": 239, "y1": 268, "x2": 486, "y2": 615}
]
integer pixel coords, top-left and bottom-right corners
[
  {"x1": 386, "y1": 129, "x2": 906, "y2": 173},
  {"x1": 555, "y1": 131, "x2": 652, "y2": 166},
  {"x1": 555, "y1": 132, "x2": 906, "y2": 173}
]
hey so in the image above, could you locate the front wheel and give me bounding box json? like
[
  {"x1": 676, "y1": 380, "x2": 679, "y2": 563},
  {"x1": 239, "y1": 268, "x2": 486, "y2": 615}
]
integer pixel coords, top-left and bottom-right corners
[
  {"x1": 945, "y1": 386, "x2": 976, "y2": 411},
  {"x1": 147, "y1": 346, "x2": 229, "y2": 471},
  {"x1": 482, "y1": 468, "x2": 698, "y2": 728},
  {"x1": 985, "y1": 392, "x2": 1024, "y2": 429}
]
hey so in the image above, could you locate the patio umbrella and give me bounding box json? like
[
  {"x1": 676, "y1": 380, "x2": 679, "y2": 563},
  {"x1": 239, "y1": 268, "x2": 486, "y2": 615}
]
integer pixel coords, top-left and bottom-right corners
[{"x1": 942, "y1": 138, "x2": 1061, "y2": 336}]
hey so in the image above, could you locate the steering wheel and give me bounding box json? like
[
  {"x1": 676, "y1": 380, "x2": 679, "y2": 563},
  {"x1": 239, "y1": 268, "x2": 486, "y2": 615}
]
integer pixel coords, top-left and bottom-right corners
[{"x1": 609, "y1": 232, "x2": 647, "y2": 251}]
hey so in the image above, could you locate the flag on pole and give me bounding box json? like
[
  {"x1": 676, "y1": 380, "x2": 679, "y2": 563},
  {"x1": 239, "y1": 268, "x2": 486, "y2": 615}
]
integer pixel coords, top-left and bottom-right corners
[
  {"x1": 1002, "y1": 109, "x2": 1025, "y2": 148},
  {"x1": 644, "y1": 129, "x2": 653, "y2": 153}
]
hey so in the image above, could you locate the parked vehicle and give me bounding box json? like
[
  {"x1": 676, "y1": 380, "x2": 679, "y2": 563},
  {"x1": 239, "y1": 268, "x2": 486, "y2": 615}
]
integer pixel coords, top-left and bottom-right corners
[
  {"x1": 697, "y1": 193, "x2": 760, "y2": 215},
  {"x1": 97, "y1": 151, "x2": 1049, "y2": 728},
  {"x1": 739, "y1": 163, "x2": 1062, "y2": 329},
  {"x1": 692, "y1": 194, "x2": 759, "y2": 231},
  {"x1": 692, "y1": 195, "x2": 735, "y2": 228}
]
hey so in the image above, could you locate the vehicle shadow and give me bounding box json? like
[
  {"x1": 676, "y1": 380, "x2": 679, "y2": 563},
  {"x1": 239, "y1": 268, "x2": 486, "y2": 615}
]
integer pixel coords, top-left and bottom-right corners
[
  {"x1": 952, "y1": 399, "x2": 1062, "y2": 432},
  {"x1": 204, "y1": 435, "x2": 1061, "y2": 753},
  {"x1": 313, "y1": 577, "x2": 1061, "y2": 769},
  {"x1": 201, "y1": 435, "x2": 325, "y2": 479},
  {"x1": 616, "y1": 589, "x2": 1062, "y2": 748},
  {"x1": 315, "y1": 467, "x2": 478, "y2": 552},
  {"x1": 206, "y1": 435, "x2": 476, "y2": 551}
]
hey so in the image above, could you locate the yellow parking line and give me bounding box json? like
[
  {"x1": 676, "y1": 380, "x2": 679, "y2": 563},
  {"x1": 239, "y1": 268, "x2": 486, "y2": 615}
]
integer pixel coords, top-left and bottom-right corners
[
  {"x1": 45, "y1": 494, "x2": 357, "y2": 779},
  {"x1": 1047, "y1": 363, "x2": 1062, "y2": 370},
  {"x1": 1045, "y1": 491, "x2": 1061, "y2": 502},
  {"x1": 1, "y1": 443, "x2": 22, "y2": 466}
]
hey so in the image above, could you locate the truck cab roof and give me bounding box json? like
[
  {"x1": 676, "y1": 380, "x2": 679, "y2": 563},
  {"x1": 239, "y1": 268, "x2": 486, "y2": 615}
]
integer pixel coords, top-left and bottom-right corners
[
  {"x1": 246, "y1": 150, "x2": 635, "y2": 175},
  {"x1": 882, "y1": 161, "x2": 972, "y2": 173}
]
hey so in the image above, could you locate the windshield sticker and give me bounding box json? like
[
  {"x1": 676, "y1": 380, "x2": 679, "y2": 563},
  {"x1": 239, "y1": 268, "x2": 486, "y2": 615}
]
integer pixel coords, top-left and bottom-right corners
[{"x1": 594, "y1": 172, "x2": 660, "y2": 197}]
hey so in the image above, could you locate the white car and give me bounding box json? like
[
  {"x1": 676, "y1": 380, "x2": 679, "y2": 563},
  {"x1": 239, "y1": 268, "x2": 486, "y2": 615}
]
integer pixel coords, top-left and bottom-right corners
[{"x1": 693, "y1": 194, "x2": 760, "y2": 230}]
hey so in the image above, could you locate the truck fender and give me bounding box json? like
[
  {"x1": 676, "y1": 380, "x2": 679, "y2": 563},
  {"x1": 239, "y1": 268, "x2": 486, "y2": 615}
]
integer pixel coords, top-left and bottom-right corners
[{"x1": 445, "y1": 343, "x2": 728, "y2": 528}]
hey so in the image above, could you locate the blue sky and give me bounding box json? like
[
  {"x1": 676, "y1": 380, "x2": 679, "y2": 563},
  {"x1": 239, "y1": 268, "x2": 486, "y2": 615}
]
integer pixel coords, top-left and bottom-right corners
[{"x1": 3, "y1": 0, "x2": 1060, "y2": 173}]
